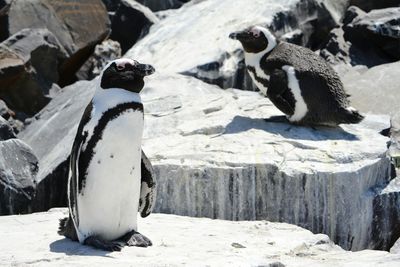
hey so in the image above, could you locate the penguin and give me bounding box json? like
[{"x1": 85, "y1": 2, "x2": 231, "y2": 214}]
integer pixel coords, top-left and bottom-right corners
[
  {"x1": 229, "y1": 26, "x2": 364, "y2": 126},
  {"x1": 58, "y1": 58, "x2": 157, "y2": 251}
]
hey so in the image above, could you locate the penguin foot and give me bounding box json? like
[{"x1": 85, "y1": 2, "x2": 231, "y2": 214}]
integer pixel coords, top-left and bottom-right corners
[
  {"x1": 84, "y1": 236, "x2": 125, "y2": 252},
  {"x1": 263, "y1": 115, "x2": 290, "y2": 124},
  {"x1": 121, "y1": 230, "x2": 152, "y2": 247}
]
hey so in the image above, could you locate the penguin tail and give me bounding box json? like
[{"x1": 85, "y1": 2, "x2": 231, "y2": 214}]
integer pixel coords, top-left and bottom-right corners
[
  {"x1": 58, "y1": 216, "x2": 79, "y2": 241},
  {"x1": 339, "y1": 107, "x2": 364, "y2": 124}
]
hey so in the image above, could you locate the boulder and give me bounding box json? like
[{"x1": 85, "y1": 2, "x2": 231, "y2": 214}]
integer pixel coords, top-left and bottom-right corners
[
  {"x1": 344, "y1": 7, "x2": 400, "y2": 63},
  {"x1": 0, "y1": 28, "x2": 66, "y2": 116},
  {"x1": 19, "y1": 72, "x2": 396, "y2": 250},
  {"x1": 135, "y1": 0, "x2": 186, "y2": 12},
  {"x1": 0, "y1": 139, "x2": 38, "y2": 215},
  {"x1": 0, "y1": 116, "x2": 15, "y2": 140},
  {"x1": 1, "y1": 208, "x2": 400, "y2": 266},
  {"x1": 0, "y1": 0, "x2": 111, "y2": 86},
  {"x1": 349, "y1": 0, "x2": 400, "y2": 12},
  {"x1": 110, "y1": 0, "x2": 158, "y2": 53},
  {"x1": 76, "y1": 39, "x2": 121, "y2": 81},
  {"x1": 125, "y1": 0, "x2": 323, "y2": 90}
]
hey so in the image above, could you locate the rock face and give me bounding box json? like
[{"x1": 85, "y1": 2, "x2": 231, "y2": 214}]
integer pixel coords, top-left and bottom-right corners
[
  {"x1": 0, "y1": 28, "x2": 66, "y2": 116},
  {"x1": 110, "y1": 0, "x2": 158, "y2": 53},
  {"x1": 1, "y1": 208, "x2": 400, "y2": 266},
  {"x1": 76, "y1": 39, "x2": 122, "y2": 81},
  {"x1": 0, "y1": 0, "x2": 111, "y2": 85},
  {"x1": 19, "y1": 72, "x2": 396, "y2": 251},
  {"x1": 18, "y1": 80, "x2": 96, "y2": 213},
  {"x1": 0, "y1": 139, "x2": 38, "y2": 215},
  {"x1": 350, "y1": 0, "x2": 400, "y2": 12},
  {"x1": 320, "y1": 6, "x2": 400, "y2": 67}
]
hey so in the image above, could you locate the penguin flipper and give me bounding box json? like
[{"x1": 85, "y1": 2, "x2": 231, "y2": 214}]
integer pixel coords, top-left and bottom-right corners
[
  {"x1": 139, "y1": 150, "x2": 157, "y2": 218},
  {"x1": 267, "y1": 69, "x2": 295, "y2": 116}
]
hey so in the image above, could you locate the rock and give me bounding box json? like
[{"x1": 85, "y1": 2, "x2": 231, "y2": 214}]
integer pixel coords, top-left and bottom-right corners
[
  {"x1": 110, "y1": 0, "x2": 158, "y2": 53},
  {"x1": 320, "y1": 5, "x2": 400, "y2": 67},
  {"x1": 18, "y1": 80, "x2": 96, "y2": 213},
  {"x1": 349, "y1": 0, "x2": 400, "y2": 12},
  {"x1": 337, "y1": 61, "x2": 400, "y2": 129},
  {"x1": 0, "y1": 99, "x2": 14, "y2": 120},
  {"x1": 2, "y1": 208, "x2": 400, "y2": 266},
  {"x1": 319, "y1": 26, "x2": 389, "y2": 67},
  {"x1": 342, "y1": 5, "x2": 366, "y2": 25},
  {"x1": 0, "y1": 139, "x2": 38, "y2": 215},
  {"x1": 372, "y1": 176, "x2": 400, "y2": 251},
  {"x1": 136, "y1": 0, "x2": 186, "y2": 12},
  {"x1": 391, "y1": 236, "x2": 400, "y2": 254},
  {"x1": 0, "y1": 0, "x2": 111, "y2": 86},
  {"x1": 76, "y1": 39, "x2": 121, "y2": 81},
  {"x1": 19, "y1": 72, "x2": 396, "y2": 250},
  {"x1": 0, "y1": 28, "x2": 66, "y2": 115},
  {"x1": 344, "y1": 7, "x2": 400, "y2": 63},
  {"x1": 125, "y1": 0, "x2": 323, "y2": 90},
  {"x1": 0, "y1": 116, "x2": 15, "y2": 140}
]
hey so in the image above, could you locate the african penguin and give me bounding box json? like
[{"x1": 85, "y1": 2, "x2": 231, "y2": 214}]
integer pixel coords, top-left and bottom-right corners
[
  {"x1": 58, "y1": 58, "x2": 157, "y2": 251},
  {"x1": 229, "y1": 25, "x2": 364, "y2": 126}
]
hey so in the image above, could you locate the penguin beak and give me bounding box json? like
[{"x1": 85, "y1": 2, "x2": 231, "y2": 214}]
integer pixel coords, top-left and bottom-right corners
[
  {"x1": 229, "y1": 30, "x2": 249, "y2": 41},
  {"x1": 134, "y1": 63, "x2": 155, "y2": 77}
]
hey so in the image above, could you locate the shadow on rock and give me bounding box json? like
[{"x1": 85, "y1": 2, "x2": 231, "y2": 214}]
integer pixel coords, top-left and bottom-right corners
[
  {"x1": 224, "y1": 115, "x2": 359, "y2": 141},
  {"x1": 49, "y1": 238, "x2": 113, "y2": 258}
]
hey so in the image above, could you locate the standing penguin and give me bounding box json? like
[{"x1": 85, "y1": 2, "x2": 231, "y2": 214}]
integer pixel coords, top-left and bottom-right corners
[
  {"x1": 229, "y1": 26, "x2": 364, "y2": 126},
  {"x1": 58, "y1": 58, "x2": 157, "y2": 251}
]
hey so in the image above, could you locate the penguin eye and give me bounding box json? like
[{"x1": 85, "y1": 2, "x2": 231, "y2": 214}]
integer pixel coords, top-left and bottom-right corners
[
  {"x1": 116, "y1": 64, "x2": 125, "y2": 71},
  {"x1": 250, "y1": 28, "x2": 261, "y2": 38}
]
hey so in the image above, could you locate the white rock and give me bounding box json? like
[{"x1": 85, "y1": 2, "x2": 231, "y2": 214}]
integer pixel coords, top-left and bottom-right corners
[{"x1": 1, "y1": 208, "x2": 400, "y2": 267}]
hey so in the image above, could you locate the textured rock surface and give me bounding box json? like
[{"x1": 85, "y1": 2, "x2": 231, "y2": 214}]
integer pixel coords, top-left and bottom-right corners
[
  {"x1": 19, "y1": 80, "x2": 96, "y2": 212},
  {"x1": 0, "y1": 28, "x2": 65, "y2": 115},
  {"x1": 0, "y1": 139, "x2": 38, "y2": 215},
  {"x1": 1, "y1": 208, "x2": 400, "y2": 266},
  {"x1": 19, "y1": 73, "x2": 395, "y2": 250},
  {"x1": 76, "y1": 39, "x2": 122, "y2": 81},
  {"x1": 110, "y1": 0, "x2": 158, "y2": 53},
  {"x1": 0, "y1": 116, "x2": 15, "y2": 140},
  {"x1": 0, "y1": 0, "x2": 111, "y2": 85},
  {"x1": 349, "y1": 0, "x2": 400, "y2": 12},
  {"x1": 344, "y1": 7, "x2": 400, "y2": 62}
]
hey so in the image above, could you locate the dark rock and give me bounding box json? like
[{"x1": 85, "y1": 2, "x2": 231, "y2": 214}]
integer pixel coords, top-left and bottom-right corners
[
  {"x1": 372, "y1": 176, "x2": 400, "y2": 250},
  {"x1": 0, "y1": 28, "x2": 66, "y2": 115},
  {"x1": 18, "y1": 80, "x2": 96, "y2": 211},
  {"x1": 102, "y1": 0, "x2": 189, "y2": 12},
  {"x1": 110, "y1": 0, "x2": 158, "y2": 53},
  {"x1": 344, "y1": 7, "x2": 400, "y2": 62},
  {"x1": 0, "y1": 99, "x2": 14, "y2": 120},
  {"x1": 342, "y1": 5, "x2": 366, "y2": 25},
  {"x1": 0, "y1": 0, "x2": 111, "y2": 86},
  {"x1": 76, "y1": 39, "x2": 121, "y2": 81},
  {"x1": 0, "y1": 139, "x2": 38, "y2": 215},
  {"x1": 349, "y1": 0, "x2": 400, "y2": 12},
  {"x1": 0, "y1": 116, "x2": 15, "y2": 140},
  {"x1": 136, "y1": 0, "x2": 186, "y2": 12}
]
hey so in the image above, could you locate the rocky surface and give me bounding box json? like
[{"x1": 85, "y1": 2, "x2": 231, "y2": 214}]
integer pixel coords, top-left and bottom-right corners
[
  {"x1": 1, "y1": 208, "x2": 400, "y2": 266},
  {"x1": 18, "y1": 72, "x2": 396, "y2": 251},
  {"x1": 0, "y1": 0, "x2": 111, "y2": 86},
  {"x1": 0, "y1": 139, "x2": 38, "y2": 215},
  {"x1": 320, "y1": 6, "x2": 400, "y2": 67},
  {"x1": 76, "y1": 39, "x2": 122, "y2": 81},
  {"x1": 0, "y1": 116, "x2": 15, "y2": 140},
  {"x1": 349, "y1": 0, "x2": 400, "y2": 12},
  {"x1": 110, "y1": 0, "x2": 158, "y2": 53},
  {"x1": 0, "y1": 28, "x2": 66, "y2": 116}
]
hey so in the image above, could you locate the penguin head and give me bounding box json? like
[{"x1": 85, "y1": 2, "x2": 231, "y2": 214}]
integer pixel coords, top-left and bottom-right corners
[
  {"x1": 100, "y1": 58, "x2": 155, "y2": 93},
  {"x1": 229, "y1": 26, "x2": 277, "y2": 54}
]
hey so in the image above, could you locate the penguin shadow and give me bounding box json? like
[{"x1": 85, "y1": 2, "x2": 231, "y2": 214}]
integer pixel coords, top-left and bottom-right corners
[
  {"x1": 223, "y1": 115, "x2": 359, "y2": 141},
  {"x1": 49, "y1": 238, "x2": 115, "y2": 258}
]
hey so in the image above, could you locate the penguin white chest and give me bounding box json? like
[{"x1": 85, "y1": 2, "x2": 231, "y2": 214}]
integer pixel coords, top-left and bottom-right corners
[
  {"x1": 245, "y1": 52, "x2": 269, "y2": 95},
  {"x1": 76, "y1": 109, "x2": 143, "y2": 242}
]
